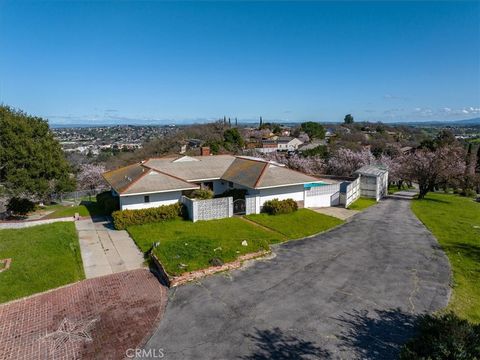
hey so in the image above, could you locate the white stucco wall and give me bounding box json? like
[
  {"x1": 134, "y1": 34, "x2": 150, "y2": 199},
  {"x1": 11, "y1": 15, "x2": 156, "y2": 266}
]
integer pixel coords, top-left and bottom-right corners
[
  {"x1": 120, "y1": 191, "x2": 182, "y2": 210},
  {"x1": 258, "y1": 185, "x2": 305, "y2": 207}
]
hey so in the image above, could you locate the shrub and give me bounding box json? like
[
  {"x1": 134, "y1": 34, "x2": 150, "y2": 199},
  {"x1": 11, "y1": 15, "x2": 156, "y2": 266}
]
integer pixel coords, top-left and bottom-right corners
[
  {"x1": 262, "y1": 198, "x2": 298, "y2": 215},
  {"x1": 190, "y1": 189, "x2": 214, "y2": 200},
  {"x1": 112, "y1": 202, "x2": 184, "y2": 230},
  {"x1": 461, "y1": 189, "x2": 477, "y2": 198},
  {"x1": 7, "y1": 197, "x2": 35, "y2": 215},
  {"x1": 96, "y1": 191, "x2": 119, "y2": 215},
  {"x1": 400, "y1": 312, "x2": 480, "y2": 360}
]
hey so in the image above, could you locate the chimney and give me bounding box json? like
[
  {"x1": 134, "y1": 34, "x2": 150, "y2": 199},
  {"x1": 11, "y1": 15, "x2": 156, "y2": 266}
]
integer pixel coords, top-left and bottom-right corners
[{"x1": 200, "y1": 146, "x2": 211, "y2": 156}]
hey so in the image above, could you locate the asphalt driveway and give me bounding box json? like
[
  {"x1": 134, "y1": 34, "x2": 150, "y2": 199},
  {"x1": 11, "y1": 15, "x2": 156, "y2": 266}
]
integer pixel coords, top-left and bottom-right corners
[{"x1": 143, "y1": 194, "x2": 451, "y2": 359}]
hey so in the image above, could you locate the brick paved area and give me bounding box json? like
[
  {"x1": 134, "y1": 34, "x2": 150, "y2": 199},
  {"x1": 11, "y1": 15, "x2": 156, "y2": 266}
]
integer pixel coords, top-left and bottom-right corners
[{"x1": 0, "y1": 269, "x2": 167, "y2": 360}]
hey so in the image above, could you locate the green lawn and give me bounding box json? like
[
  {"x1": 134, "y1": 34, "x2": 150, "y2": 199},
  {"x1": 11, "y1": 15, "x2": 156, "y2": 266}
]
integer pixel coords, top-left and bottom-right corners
[
  {"x1": 388, "y1": 184, "x2": 415, "y2": 194},
  {"x1": 246, "y1": 208, "x2": 344, "y2": 239},
  {"x1": 347, "y1": 197, "x2": 377, "y2": 211},
  {"x1": 41, "y1": 200, "x2": 104, "y2": 219},
  {"x1": 411, "y1": 193, "x2": 480, "y2": 323},
  {"x1": 0, "y1": 222, "x2": 85, "y2": 303},
  {"x1": 128, "y1": 218, "x2": 286, "y2": 276}
]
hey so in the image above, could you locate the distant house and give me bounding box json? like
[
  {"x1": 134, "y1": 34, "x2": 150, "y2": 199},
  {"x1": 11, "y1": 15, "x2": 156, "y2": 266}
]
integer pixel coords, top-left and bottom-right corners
[
  {"x1": 277, "y1": 137, "x2": 303, "y2": 151},
  {"x1": 256, "y1": 139, "x2": 278, "y2": 153}
]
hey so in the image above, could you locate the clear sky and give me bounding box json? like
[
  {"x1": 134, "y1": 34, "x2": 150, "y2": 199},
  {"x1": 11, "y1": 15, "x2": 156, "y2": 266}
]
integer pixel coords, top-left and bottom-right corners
[{"x1": 0, "y1": 1, "x2": 479, "y2": 125}]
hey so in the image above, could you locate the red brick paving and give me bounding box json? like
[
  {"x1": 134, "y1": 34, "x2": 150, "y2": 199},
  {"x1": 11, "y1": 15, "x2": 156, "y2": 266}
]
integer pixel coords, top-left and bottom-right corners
[{"x1": 0, "y1": 269, "x2": 167, "y2": 360}]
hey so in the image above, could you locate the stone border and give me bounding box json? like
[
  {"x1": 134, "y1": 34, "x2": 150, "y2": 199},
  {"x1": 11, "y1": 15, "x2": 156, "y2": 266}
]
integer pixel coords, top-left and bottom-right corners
[
  {"x1": 0, "y1": 258, "x2": 12, "y2": 273},
  {"x1": 151, "y1": 250, "x2": 270, "y2": 287}
]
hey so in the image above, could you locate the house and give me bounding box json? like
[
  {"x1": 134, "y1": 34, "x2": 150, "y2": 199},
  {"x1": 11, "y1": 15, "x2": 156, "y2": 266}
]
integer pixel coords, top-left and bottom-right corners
[
  {"x1": 277, "y1": 137, "x2": 303, "y2": 151},
  {"x1": 256, "y1": 140, "x2": 278, "y2": 153},
  {"x1": 103, "y1": 154, "x2": 341, "y2": 214}
]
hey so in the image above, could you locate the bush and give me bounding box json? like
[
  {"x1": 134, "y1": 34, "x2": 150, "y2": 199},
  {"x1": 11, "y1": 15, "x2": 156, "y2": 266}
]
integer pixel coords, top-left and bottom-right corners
[
  {"x1": 461, "y1": 189, "x2": 477, "y2": 198},
  {"x1": 400, "y1": 312, "x2": 480, "y2": 360},
  {"x1": 262, "y1": 198, "x2": 298, "y2": 215},
  {"x1": 7, "y1": 197, "x2": 35, "y2": 215},
  {"x1": 190, "y1": 189, "x2": 214, "y2": 200},
  {"x1": 112, "y1": 202, "x2": 184, "y2": 230},
  {"x1": 96, "y1": 191, "x2": 119, "y2": 215}
]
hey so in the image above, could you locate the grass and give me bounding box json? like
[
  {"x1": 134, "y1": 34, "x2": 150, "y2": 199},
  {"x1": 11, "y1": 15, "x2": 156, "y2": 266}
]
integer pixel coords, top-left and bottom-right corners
[
  {"x1": 41, "y1": 200, "x2": 105, "y2": 219},
  {"x1": 411, "y1": 193, "x2": 480, "y2": 323},
  {"x1": 127, "y1": 217, "x2": 286, "y2": 276},
  {"x1": 347, "y1": 197, "x2": 377, "y2": 211},
  {"x1": 388, "y1": 184, "x2": 415, "y2": 194},
  {"x1": 245, "y1": 208, "x2": 344, "y2": 239},
  {"x1": 0, "y1": 222, "x2": 85, "y2": 303}
]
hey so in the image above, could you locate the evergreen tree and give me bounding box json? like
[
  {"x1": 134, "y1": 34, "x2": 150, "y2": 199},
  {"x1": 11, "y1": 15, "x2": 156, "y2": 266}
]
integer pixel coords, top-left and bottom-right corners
[
  {"x1": 344, "y1": 114, "x2": 354, "y2": 124},
  {"x1": 0, "y1": 106, "x2": 75, "y2": 201}
]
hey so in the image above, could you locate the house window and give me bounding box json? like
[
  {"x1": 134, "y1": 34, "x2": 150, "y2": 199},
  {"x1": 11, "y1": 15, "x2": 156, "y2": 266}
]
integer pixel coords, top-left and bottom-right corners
[
  {"x1": 229, "y1": 181, "x2": 234, "y2": 188},
  {"x1": 144, "y1": 195, "x2": 150, "y2": 203}
]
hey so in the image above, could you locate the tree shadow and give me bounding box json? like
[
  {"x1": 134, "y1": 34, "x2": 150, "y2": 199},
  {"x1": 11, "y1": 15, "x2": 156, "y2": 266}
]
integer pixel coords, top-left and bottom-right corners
[
  {"x1": 443, "y1": 243, "x2": 480, "y2": 265},
  {"x1": 242, "y1": 327, "x2": 331, "y2": 359},
  {"x1": 335, "y1": 308, "x2": 417, "y2": 360}
]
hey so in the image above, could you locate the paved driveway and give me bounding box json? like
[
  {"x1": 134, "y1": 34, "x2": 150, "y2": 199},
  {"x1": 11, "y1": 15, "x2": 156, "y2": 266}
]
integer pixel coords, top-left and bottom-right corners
[{"x1": 144, "y1": 195, "x2": 451, "y2": 359}]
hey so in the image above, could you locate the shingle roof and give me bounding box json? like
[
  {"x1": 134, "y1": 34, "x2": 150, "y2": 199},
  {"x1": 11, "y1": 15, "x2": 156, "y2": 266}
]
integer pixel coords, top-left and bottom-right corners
[
  {"x1": 143, "y1": 155, "x2": 235, "y2": 181},
  {"x1": 104, "y1": 155, "x2": 330, "y2": 194},
  {"x1": 102, "y1": 163, "x2": 198, "y2": 195},
  {"x1": 256, "y1": 165, "x2": 325, "y2": 188},
  {"x1": 222, "y1": 157, "x2": 327, "y2": 189},
  {"x1": 221, "y1": 158, "x2": 268, "y2": 188}
]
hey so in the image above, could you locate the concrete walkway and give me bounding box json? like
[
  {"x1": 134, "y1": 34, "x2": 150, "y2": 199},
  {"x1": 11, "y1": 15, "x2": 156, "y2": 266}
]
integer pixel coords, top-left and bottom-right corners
[
  {"x1": 75, "y1": 217, "x2": 145, "y2": 278},
  {"x1": 313, "y1": 206, "x2": 360, "y2": 220}
]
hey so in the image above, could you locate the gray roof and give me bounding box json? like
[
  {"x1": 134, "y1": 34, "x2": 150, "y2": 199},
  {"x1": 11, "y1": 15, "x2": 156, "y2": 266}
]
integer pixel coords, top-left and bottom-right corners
[
  {"x1": 122, "y1": 170, "x2": 198, "y2": 195},
  {"x1": 103, "y1": 164, "x2": 199, "y2": 195},
  {"x1": 104, "y1": 154, "x2": 330, "y2": 194},
  {"x1": 256, "y1": 165, "x2": 326, "y2": 188},
  {"x1": 144, "y1": 155, "x2": 236, "y2": 181},
  {"x1": 355, "y1": 165, "x2": 388, "y2": 177}
]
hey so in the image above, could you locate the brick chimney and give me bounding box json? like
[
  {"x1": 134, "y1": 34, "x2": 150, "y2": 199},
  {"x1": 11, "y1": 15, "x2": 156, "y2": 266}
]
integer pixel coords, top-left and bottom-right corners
[{"x1": 200, "y1": 146, "x2": 211, "y2": 156}]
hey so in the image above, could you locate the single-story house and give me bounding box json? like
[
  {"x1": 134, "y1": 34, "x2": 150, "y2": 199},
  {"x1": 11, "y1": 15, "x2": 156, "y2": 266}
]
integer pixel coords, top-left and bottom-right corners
[
  {"x1": 103, "y1": 154, "x2": 340, "y2": 213},
  {"x1": 277, "y1": 137, "x2": 303, "y2": 151}
]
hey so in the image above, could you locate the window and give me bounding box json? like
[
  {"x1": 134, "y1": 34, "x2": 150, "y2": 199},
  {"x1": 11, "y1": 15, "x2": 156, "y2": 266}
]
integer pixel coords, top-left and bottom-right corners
[
  {"x1": 144, "y1": 195, "x2": 150, "y2": 203},
  {"x1": 229, "y1": 181, "x2": 234, "y2": 188}
]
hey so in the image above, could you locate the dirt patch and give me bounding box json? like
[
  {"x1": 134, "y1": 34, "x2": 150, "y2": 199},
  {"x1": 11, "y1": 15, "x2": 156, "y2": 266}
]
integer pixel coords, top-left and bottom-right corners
[
  {"x1": 152, "y1": 250, "x2": 270, "y2": 287},
  {"x1": 0, "y1": 258, "x2": 11, "y2": 273}
]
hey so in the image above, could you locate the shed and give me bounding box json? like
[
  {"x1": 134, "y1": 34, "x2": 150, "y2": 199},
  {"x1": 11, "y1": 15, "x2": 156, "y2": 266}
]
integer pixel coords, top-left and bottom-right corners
[{"x1": 354, "y1": 165, "x2": 388, "y2": 201}]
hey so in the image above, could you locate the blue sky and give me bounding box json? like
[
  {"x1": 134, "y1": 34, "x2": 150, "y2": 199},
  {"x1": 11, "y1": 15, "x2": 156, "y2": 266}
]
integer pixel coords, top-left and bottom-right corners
[{"x1": 0, "y1": 1, "x2": 479, "y2": 124}]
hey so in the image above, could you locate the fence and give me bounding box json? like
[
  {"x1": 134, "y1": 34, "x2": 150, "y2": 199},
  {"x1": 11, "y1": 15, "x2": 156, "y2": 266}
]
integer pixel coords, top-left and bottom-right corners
[
  {"x1": 305, "y1": 184, "x2": 340, "y2": 197},
  {"x1": 344, "y1": 177, "x2": 360, "y2": 208},
  {"x1": 50, "y1": 188, "x2": 107, "y2": 204},
  {"x1": 181, "y1": 196, "x2": 233, "y2": 222}
]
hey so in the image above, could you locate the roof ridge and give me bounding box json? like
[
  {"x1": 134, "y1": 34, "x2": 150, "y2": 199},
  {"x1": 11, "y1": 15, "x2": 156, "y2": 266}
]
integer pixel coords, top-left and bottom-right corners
[
  {"x1": 253, "y1": 162, "x2": 270, "y2": 188},
  {"x1": 142, "y1": 164, "x2": 195, "y2": 185}
]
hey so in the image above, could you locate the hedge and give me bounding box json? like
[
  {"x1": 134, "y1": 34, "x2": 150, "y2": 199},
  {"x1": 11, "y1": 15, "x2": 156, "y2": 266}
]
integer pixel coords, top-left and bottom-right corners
[
  {"x1": 262, "y1": 198, "x2": 298, "y2": 215},
  {"x1": 112, "y1": 202, "x2": 184, "y2": 230}
]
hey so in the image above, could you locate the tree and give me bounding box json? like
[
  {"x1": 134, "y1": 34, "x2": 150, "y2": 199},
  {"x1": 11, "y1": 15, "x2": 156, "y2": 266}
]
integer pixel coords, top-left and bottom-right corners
[
  {"x1": 223, "y1": 128, "x2": 244, "y2": 150},
  {"x1": 327, "y1": 148, "x2": 374, "y2": 176},
  {"x1": 300, "y1": 122, "x2": 326, "y2": 140},
  {"x1": 344, "y1": 114, "x2": 354, "y2": 124},
  {"x1": 0, "y1": 106, "x2": 75, "y2": 201},
  {"x1": 77, "y1": 164, "x2": 106, "y2": 193},
  {"x1": 402, "y1": 146, "x2": 465, "y2": 199}
]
